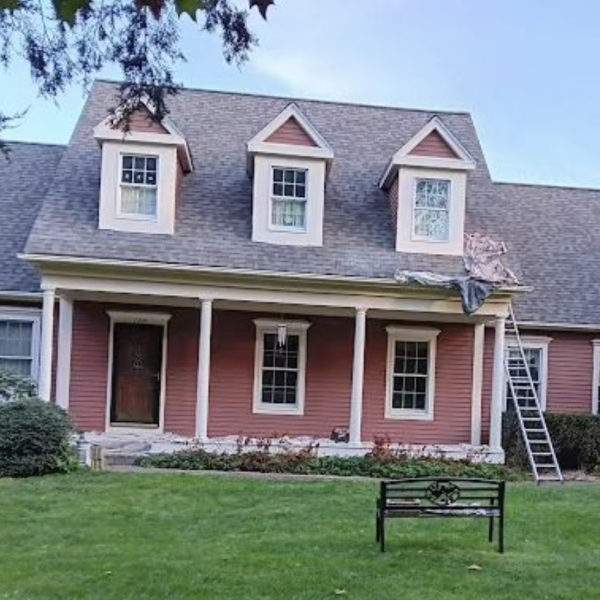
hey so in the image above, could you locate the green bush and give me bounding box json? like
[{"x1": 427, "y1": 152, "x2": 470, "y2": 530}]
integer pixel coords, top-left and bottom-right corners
[
  {"x1": 0, "y1": 368, "x2": 39, "y2": 404},
  {"x1": 138, "y1": 441, "x2": 517, "y2": 480},
  {"x1": 0, "y1": 400, "x2": 78, "y2": 477},
  {"x1": 504, "y1": 412, "x2": 600, "y2": 473}
]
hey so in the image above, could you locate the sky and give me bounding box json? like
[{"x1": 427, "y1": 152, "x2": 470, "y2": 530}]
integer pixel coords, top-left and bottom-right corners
[{"x1": 2, "y1": 0, "x2": 600, "y2": 187}]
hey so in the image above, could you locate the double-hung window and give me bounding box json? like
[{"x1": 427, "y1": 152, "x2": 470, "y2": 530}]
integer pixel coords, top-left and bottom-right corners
[
  {"x1": 385, "y1": 326, "x2": 439, "y2": 420},
  {"x1": 270, "y1": 167, "x2": 308, "y2": 231},
  {"x1": 119, "y1": 154, "x2": 159, "y2": 219},
  {"x1": 0, "y1": 311, "x2": 40, "y2": 380},
  {"x1": 253, "y1": 319, "x2": 310, "y2": 415},
  {"x1": 413, "y1": 178, "x2": 450, "y2": 241},
  {"x1": 505, "y1": 338, "x2": 550, "y2": 411}
]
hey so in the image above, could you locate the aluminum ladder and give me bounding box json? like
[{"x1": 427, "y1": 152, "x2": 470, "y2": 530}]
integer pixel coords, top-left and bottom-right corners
[{"x1": 505, "y1": 307, "x2": 563, "y2": 483}]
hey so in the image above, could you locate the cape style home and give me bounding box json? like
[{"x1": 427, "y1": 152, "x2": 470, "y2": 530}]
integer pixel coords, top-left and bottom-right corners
[{"x1": 1, "y1": 80, "x2": 598, "y2": 462}]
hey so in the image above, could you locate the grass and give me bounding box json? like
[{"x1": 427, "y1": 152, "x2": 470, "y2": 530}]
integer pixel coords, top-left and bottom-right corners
[{"x1": 1, "y1": 472, "x2": 599, "y2": 600}]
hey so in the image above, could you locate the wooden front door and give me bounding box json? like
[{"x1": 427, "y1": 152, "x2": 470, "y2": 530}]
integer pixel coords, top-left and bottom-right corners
[{"x1": 110, "y1": 323, "x2": 163, "y2": 426}]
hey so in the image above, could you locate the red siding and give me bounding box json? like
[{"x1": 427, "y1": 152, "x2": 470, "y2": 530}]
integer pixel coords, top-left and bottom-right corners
[
  {"x1": 208, "y1": 312, "x2": 353, "y2": 438},
  {"x1": 362, "y1": 322, "x2": 475, "y2": 444},
  {"x1": 127, "y1": 107, "x2": 169, "y2": 134},
  {"x1": 530, "y1": 329, "x2": 595, "y2": 414},
  {"x1": 480, "y1": 327, "x2": 597, "y2": 445},
  {"x1": 163, "y1": 308, "x2": 199, "y2": 436},
  {"x1": 409, "y1": 130, "x2": 459, "y2": 159},
  {"x1": 66, "y1": 304, "x2": 488, "y2": 444},
  {"x1": 69, "y1": 302, "x2": 198, "y2": 435},
  {"x1": 265, "y1": 117, "x2": 317, "y2": 147},
  {"x1": 481, "y1": 328, "x2": 495, "y2": 445},
  {"x1": 69, "y1": 302, "x2": 110, "y2": 431}
]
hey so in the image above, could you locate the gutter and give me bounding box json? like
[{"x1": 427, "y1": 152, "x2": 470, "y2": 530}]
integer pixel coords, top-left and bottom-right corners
[
  {"x1": 20, "y1": 253, "x2": 527, "y2": 297},
  {"x1": 0, "y1": 290, "x2": 43, "y2": 303}
]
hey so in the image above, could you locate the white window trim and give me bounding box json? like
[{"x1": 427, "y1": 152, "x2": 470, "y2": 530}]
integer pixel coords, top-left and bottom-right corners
[
  {"x1": 105, "y1": 311, "x2": 171, "y2": 434},
  {"x1": 411, "y1": 177, "x2": 451, "y2": 243},
  {"x1": 385, "y1": 326, "x2": 440, "y2": 421},
  {"x1": 504, "y1": 335, "x2": 552, "y2": 411},
  {"x1": 116, "y1": 152, "x2": 160, "y2": 222},
  {"x1": 0, "y1": 306, "x2": 41, "y2": 383},
  {"x1": 268, "y1": 166, "x2": 309, "y2": 234},
  {"x1": 253, "y1": 318, "x2": 311, "y2": 416},
  {"x1": 592, "y1": 340, "x2": 600, "y2": 415}
]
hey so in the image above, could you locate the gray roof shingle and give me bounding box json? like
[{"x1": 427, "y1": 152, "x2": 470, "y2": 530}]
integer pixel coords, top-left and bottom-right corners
[
  {"x1": 25, "y1": 80, "x2": 512, "y2": 282},
  {"x1": 0, "y1": 141, "x2": 64, "y2": 293},
  {"x1": 495, "y1": 182, "x2": 600, "y2": 326}
]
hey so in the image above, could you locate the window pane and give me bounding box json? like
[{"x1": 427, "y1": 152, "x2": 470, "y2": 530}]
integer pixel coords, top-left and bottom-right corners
[
  {"x1": 273, "y1": 169, "x2": 284, "y2": 183},
  {"x1": 0, "y1": 358, "x2": 32, "y2": 377},
  {"x1": 121, "y1": 187, "x2": 157, "y2": 217},
  {"x1": 272, "y1": 199, "x2": 306, "y2": 229},
  {"x1": 0, "y1": 321, "x2": 33, "y2": 357},
  {"x1": 414, "y1": 179, "x2": 450, "y2": 241},
  {"x1": 146, "y1": 157, "x2": 157, "y2": 171}
]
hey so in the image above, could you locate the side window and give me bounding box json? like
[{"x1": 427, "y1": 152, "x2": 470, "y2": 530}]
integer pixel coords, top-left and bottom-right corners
[{"x1": 0, "y1": 315, "x2": 40, "y2": 381}]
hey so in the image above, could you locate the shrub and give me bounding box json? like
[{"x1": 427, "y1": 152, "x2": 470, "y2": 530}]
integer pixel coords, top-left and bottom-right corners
[
  {"x1": 0, "y1": 400, "x2": 78, "y2": 477},
  {"x1": 0, "y1": 368, "x2": 39, "y2": 404},
  {"x1": 503, "y1": 412, "x2": 600, "y2": 473},
  {"x1": 138, "y1": 440, "x2": 517, "y2": 480}
]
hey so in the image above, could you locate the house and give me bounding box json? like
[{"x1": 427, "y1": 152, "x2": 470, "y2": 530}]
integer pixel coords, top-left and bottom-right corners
[{"x1": 0, "y1": 80, "x2": 597, "y2": 462}]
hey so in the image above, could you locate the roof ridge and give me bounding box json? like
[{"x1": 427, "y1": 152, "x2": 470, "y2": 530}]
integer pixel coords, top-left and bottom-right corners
[
  {"x1": 496, "y1": 180, "x2": 600, "y2": 194},
  {"x1": 93, "y1": 78, "x2": 473, "y2": 117}
]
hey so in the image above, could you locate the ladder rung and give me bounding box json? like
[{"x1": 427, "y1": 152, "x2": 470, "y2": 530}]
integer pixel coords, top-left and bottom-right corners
[
  {"x1": 532, "y1": 452, "x2": 553, "y2": 456},
  {"x1": 525, "y1": 429, "x2": 546, "y2": 433}
]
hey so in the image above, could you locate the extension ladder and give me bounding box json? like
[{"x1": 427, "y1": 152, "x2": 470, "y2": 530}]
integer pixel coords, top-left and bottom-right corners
[{"x1": 504, "y1": 307, "x2": 563, "y2": 483}]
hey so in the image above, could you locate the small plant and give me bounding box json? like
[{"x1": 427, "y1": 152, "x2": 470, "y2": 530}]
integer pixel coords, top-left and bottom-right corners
[{"x1": 138, "y1": 439, "x2": 517, "y2": 480}]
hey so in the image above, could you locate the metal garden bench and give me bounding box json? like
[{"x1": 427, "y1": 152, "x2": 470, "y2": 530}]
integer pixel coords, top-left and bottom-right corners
[{"x1": 375, "y1": 477, "x2": 506, "y2": 553}]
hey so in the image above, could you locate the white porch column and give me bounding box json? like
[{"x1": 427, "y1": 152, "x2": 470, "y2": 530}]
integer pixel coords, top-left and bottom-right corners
[
  {"x1": 55, "y1": 295, "x2": 74, "y2": 410},
  {"x1": 490, "y1": 317, "x2": 506, "y2": 450},
  {"x1": 470, "y1": 323, "x2": 485, "y2": 446},
  {"x1": 196, "y1": 298, "x2": 213, "y2": 442},
  {"x1": 349, "y1": 307, "x2": 367, "y2": 444},
  {"x1": 39, "y1": 288, "x2": 56, "y2": 401}
]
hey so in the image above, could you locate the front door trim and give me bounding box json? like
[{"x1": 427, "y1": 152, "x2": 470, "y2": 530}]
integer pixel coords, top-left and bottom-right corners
[{"x1": 105, "y1": 310, "x2": 171, "y2": 433}]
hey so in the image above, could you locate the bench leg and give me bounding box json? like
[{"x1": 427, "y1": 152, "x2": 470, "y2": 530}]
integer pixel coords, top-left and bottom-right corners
[
  {"x1": 488, "y1": 516, "x2": 494, "y2": 543},
  {"x1": 379, "y1": 517, "x2": 386, "y2": 552},
  {"x1": 375, "y1": 511, "x2": 380, "y2": 543},
  {"x1": 498, "y1": 514, "x2": 505, "y2": 554}
]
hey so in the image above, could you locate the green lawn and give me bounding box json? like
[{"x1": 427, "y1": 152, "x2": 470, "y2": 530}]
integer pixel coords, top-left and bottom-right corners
[{"x1": 1, "y1": 472, "x2": 599, "y2": 600}]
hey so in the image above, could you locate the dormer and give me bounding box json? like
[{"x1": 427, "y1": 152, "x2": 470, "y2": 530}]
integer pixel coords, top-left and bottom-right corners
[
  {"x1": 380, "y1": 117, "x2": 475, "y2": 256},
  {"x1": 94, "y1": 104, "x2": 192, "y2": 235},
  {"x1": 247, "y1": 104, "x2": 334, "y2": 247}
]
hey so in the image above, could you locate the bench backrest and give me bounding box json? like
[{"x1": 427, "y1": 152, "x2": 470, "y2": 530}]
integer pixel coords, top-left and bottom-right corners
[{"x1": 380, "y1": 477, "x2": 505, "y2": 508}]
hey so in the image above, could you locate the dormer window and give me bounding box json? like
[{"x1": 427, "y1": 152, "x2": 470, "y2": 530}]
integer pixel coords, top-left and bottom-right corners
[
  {"x1": 380, "y1": 117, "x2": 475, "y2": 256},
  {"x1": 271, "y1": 167, "x2": 308, "y2": 231},
  {"x1": 94, "y1": 103, "x2": 192, "y2": 235},
  {"x1": 247, "y1": 103, "x2": 334, "y2": 247},
  {"x1": 120, "y1": 154, "x2": 159, "y2": 219},
  {"x1": 413, "y1": 178, "x2": 450, "y2": 242}
]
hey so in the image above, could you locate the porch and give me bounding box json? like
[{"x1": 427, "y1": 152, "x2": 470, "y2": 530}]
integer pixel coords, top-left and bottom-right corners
[{"x1": 36, "y1": 265, "x2": 512, "y2": 462}]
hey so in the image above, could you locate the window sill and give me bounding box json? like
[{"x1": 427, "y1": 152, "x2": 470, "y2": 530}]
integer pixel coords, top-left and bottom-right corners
[
  {"x1": 384, "y1": 410, "x2": 434, "y2": 421},
  {"x1": 253, "y1": 404, "x2": 304, "y2": 417}
]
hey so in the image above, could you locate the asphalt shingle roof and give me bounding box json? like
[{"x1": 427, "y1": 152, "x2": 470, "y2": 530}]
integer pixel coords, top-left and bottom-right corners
[
  {"x1": 25, "y1": 80, "x2": 509, "y2": 281},
  {"x1": 495, "y1": 182, "x2": 600, "y2": 326},
  {"x1": 0, "y1": 141, "x2": 64, "y2": 293},
  {"x1": 12, "y1": 81, "x2": 597, "y2": 327}
]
